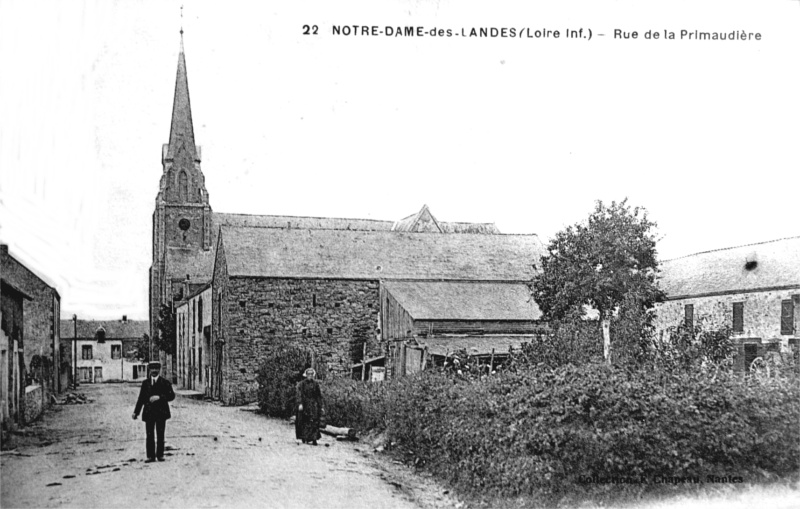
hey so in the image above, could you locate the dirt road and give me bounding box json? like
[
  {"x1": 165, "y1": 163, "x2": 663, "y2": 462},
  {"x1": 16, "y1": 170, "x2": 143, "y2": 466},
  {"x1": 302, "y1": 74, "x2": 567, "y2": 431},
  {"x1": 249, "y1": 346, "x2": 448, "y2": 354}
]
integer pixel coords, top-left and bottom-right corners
[{"x1": 1, "y1": 383, "x2": 458, "y2": 509}]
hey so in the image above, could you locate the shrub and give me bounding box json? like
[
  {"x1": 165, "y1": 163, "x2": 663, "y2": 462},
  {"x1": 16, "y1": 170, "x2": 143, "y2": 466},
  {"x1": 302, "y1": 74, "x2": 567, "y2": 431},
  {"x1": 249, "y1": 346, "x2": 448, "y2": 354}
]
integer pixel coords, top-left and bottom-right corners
[
  {"x1": 323, "y1": 377, "x2": 389, "y2": 432},
  {"x1": 256, "y1": 345, "x2": 312, "y2": 418},
  {"x1": 375, "y1": 364, "x2": 799, "y2": 504},
  {"x1": 267, "y1": 342, "x2": 799, "y2": 506},
  {"x1": 508, "y1": 314, "x2": 603, "y2": 371}
]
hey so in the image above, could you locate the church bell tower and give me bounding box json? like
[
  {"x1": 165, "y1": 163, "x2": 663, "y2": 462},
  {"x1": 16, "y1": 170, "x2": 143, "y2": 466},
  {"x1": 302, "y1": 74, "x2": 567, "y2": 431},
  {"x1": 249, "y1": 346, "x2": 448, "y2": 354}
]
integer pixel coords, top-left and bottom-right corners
[{"x1": 150, "y1": 33, "x2": 214, "y2": 338}]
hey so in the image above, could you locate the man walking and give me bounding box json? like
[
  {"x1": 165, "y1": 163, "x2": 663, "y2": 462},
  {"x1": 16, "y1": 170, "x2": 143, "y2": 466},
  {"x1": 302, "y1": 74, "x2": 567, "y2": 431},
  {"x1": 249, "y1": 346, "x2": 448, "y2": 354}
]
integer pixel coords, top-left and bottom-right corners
[{"x1": 132, "y1": 362, "x2": 175, "y2": 462}]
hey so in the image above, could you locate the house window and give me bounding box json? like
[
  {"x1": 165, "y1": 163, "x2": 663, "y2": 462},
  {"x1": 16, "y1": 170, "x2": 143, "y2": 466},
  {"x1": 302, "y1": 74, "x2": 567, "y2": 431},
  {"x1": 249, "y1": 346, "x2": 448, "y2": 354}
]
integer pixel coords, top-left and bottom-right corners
[
  {"x1": 684, "y1": 304, "x2": 694, "y2": 330},
  {"x1": 82, "y1": 345, "x2": 93, "y2": 360},
  {"x1": 781, "y1": 300, "x2": 794, "y2": 335},
  {"x1": 198, "y1": 297, "x2": 203, "y2": 332},
  {"x1": 111, "y1": 345, "x2": 121, "y2": 360},
  {"x1": 80, "y1": 367, "x2": 91, "y2": 382},
  {"x1": 733, "y1": 302, "x2": 744, "y2": 333}
]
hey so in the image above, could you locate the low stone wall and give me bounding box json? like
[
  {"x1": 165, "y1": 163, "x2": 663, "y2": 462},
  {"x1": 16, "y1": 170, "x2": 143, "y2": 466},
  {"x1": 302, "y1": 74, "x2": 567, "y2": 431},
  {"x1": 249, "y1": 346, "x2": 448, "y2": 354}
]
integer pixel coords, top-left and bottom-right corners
[{"x1": 24, "y1": 385, "x2": 43, "y2": 424}]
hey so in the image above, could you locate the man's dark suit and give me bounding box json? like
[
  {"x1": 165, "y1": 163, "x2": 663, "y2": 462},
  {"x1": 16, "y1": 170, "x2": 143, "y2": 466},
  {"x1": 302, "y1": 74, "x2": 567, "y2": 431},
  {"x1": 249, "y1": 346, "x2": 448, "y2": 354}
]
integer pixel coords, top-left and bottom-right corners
[{"x1": 133, "y1": 376, "x2": 176, "y2": 460}]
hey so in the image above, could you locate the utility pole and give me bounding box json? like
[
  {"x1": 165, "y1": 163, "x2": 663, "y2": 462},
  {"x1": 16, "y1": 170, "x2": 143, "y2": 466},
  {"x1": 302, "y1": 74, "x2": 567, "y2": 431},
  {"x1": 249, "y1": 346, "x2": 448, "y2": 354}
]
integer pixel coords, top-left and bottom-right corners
[{"x1": 72, "y1": 314, "x2": 77, "y2": 388}]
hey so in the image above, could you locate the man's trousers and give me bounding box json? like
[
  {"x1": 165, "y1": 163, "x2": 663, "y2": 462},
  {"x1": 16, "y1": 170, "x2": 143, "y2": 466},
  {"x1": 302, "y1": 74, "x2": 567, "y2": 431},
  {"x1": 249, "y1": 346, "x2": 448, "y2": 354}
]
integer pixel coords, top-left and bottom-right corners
[{"x1": 145, "y1": 420, "x2": 166, "y2": 459}]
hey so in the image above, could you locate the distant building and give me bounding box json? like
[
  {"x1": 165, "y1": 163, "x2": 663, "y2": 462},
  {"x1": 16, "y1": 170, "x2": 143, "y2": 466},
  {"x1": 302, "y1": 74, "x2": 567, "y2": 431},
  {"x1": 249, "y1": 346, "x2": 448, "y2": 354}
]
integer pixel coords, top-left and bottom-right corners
[
  {"x1": 60, "y1": 318, "x2": 150, "y2": 383},
  {"x1": 655, "y1": 236, "x2": 800, "y2": 372},
  {"x1": 1, "y1": 244, "x2": 61, "y2": 428}
]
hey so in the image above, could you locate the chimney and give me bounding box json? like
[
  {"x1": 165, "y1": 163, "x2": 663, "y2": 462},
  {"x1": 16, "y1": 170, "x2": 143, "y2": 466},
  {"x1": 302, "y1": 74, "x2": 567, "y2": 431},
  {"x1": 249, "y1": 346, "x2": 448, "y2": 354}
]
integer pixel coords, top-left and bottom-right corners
[
  {"x1": 122, "y1": 315, "x2": 127, "y2": 323},
  {"x1": 0, "y1": 244, "x2": 8, "y2": 255}
]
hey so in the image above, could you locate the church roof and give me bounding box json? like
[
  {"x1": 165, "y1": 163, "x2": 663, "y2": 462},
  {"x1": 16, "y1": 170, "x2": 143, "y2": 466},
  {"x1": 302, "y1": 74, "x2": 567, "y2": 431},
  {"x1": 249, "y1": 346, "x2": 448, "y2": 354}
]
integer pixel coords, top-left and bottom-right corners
[
  {"x1": 213, "y1": 212, "x2": 394, "y2": 232},
  {"x1": 60, "y1": 319, "x2": 149, "y2": 340},
  {"x1": 383, "y1": 281, "x2": 542, "y2": 321},
  {"x1": 218, "y1": 226, "x2": 542, "y2": 281},
  {"x1": 165, "y1": 42, "x2": 197, "y2": 162},
  {"x1": 660, "y1": 236, "x2": 800, "y2": 299}
]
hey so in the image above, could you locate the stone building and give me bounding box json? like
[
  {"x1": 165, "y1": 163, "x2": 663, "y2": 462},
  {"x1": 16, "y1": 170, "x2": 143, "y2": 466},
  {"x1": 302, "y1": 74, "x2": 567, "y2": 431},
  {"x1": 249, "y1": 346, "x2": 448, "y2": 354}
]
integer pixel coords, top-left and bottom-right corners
[
  {"x1": 211, "y1": 226, "x2": 542, "y2": 404},
  {"x1": 176, "y1": 284, "x2": 212, "y2": 395},
  {"x1": 1, "y1": 244, "x2": 61, "y2": 428},
  {"x1": 655, "y1": 236, "x2": 800, "y2": 372},
  {"x1": 60, "y1": 318, "x2": 150, "y2": 384}
]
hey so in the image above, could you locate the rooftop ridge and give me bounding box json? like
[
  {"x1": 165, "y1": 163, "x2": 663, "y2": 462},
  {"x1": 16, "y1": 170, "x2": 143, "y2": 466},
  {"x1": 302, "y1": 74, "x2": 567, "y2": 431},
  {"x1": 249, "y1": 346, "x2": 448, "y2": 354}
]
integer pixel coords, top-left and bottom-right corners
[
  {"x1": 218, "y1": 224, "x2": 540, "y2": 237},
  {"x1": 662, "y1": 235, "x2": 800, "y2": 263},
  {"x1": 215, "y1": 211, "x2": 394, "y2": 223}
]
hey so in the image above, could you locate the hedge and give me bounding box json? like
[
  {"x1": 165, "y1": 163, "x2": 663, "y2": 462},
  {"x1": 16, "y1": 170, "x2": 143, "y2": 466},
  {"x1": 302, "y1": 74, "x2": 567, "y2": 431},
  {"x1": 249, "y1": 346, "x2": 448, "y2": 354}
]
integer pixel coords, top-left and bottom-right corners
[
  {"x1": 322, "y1": 364, "x2": 800, "y2": 505},
  {"x1": 256, "y1": 346, "x2": 799, "y2": 505}
]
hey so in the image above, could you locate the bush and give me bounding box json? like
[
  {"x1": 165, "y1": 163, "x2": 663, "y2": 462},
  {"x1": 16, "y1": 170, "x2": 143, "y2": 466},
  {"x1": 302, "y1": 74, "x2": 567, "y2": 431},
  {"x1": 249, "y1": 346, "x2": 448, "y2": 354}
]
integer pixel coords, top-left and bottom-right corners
[
  {"x1": 324, "y1": 362, "x2": 799, "y2": 505},
  {"x1": 508, "y1": 315, "x2": 603, "y2": 371},
  {"x1": 256, "y1": 345, "x2": 312, "y2": 418},
  {"x1": 323, "y1": 377, "x2": 389, "y2": 431}
]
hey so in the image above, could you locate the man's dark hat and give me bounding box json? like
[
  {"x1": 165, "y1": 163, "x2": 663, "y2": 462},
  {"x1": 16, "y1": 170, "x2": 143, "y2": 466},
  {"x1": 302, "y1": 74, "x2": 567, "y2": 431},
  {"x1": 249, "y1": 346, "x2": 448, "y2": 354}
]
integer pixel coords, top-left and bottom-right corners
[{"x1": 147, "y1": 362, "x2": 162, "y2": 371}]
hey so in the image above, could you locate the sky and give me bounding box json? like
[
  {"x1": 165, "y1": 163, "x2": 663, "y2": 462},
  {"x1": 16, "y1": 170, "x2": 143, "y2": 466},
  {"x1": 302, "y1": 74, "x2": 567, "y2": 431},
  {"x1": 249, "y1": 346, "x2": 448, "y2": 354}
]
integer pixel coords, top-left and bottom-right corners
[{"x1": 1, "y1": 0, "x2": 798, "y2": 321}]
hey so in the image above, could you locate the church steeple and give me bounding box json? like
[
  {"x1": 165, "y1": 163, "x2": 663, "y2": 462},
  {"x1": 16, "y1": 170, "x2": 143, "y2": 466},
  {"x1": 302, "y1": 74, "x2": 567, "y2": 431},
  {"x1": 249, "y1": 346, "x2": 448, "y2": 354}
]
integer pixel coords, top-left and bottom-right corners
[
  {"x1": 166, "y1": 34, "x2": 197, "y2": 163},
  {"x1": 158, "y1": 33, "x2": 208, "y2": 206}
]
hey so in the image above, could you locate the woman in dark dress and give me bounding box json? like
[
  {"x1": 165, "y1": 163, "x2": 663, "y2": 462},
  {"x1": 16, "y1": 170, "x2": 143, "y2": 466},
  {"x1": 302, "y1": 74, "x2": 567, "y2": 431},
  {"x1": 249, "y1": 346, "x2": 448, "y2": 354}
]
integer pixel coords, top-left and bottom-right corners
[{"x1": 295, "y1": 368, "x2": 323, "y2": 445}]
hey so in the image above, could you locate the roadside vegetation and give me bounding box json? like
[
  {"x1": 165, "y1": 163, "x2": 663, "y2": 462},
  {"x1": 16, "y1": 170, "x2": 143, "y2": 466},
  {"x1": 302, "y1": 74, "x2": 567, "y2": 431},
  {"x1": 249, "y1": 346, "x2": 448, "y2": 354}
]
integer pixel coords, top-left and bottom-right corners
[{"x1": 257, "y1": 200, "x2": 800, "y2": 507}]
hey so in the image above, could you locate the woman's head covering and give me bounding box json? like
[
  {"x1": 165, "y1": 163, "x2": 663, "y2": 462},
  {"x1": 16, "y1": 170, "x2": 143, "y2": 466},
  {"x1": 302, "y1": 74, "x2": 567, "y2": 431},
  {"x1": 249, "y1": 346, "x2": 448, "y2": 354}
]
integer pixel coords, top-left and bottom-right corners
[{"x1": 303, "y1": 368, "x2": 316, "y2": 378}]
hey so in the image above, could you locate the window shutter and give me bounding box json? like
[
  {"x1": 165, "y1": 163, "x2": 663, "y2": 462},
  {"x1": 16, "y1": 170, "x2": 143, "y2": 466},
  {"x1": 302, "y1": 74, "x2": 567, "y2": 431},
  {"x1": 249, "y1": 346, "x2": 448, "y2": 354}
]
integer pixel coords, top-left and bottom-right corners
[
  {"x1": 733, "y1": 302, "x2": 744, "y2": 333},
  {"x1": 684, "y1": 304, "x2": 694, "y2": 329},
  {"x1": 781, "y1": 300, "x2": 794, "y2": 335}
]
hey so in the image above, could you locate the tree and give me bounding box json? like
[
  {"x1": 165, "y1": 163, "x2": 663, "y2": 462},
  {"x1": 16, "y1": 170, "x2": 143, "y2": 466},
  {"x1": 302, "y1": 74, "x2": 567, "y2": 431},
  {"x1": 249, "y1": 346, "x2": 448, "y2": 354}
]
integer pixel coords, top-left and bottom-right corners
[
  {"x1": 128, "y1": 333, "x2": 151, "y2": 362},
  {"x1": 532, "y1": 199, "x2": 665, "y2": 363},
  {"x1": 154, "y1": 303, "x2": 176, "y2": 356}
]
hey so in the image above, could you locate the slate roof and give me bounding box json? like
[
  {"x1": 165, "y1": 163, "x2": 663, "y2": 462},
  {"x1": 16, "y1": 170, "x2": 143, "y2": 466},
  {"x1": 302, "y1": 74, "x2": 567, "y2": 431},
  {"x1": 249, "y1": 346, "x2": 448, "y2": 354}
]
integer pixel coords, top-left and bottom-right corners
[
  {"x1": 383, "y1": 281, "x2": 541, "y2": 320},
  {"x1": 214, "y1": 212, "x2": 394, "y2": 232},
  {"x1": 219, "y1": 226, "x2": 542, "y2": 281},
  {"x1": 60, "y1": 319, "x2": 150, "y2": 340},
  {"x1": 420, "y1": 335, "x2": 533, "y2": 357},
  {"x1": 660, "y1": 236, "x2": 800, "y2": 299},
  {"x1": 440, "y1": 222, "x2": 501, "y2": 234}
]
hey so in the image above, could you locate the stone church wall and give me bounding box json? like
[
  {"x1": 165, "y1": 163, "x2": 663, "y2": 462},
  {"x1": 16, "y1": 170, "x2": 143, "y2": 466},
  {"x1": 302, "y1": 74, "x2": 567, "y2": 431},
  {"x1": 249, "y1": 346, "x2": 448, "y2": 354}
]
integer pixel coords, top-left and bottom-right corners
[
  {"x1": 164, "y1": 206, "x2": 209, "y2": 250},
  {"x1": 220, "y1": 277, "x2": 380, "y2": 405}
]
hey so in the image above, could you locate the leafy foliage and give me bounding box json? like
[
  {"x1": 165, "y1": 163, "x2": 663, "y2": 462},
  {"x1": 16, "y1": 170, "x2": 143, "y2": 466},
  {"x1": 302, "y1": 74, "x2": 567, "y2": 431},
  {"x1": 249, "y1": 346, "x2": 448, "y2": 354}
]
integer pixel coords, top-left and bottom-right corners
[
  {"x1": 324, "y1": 377, "x2": 389, "y2": 432},
  {"x1": 532, "y1": 200, "x2": 665, "y2": 361},
  {"x1": 128, "y1": 334, "x2": 151, "y2": 362},
  {"x1": 508, "y1": 313, "x2": 603, "y2": 370},
  {"x1": 322, "y1": 363, "x2": 799, "y2": 505},
  {"x1": 256, "y1": 345, "x2": 313, "y2": 418},
  {"x1": 153, "y1": 304, "x2": 176, "y2": 356},
  {"x1": 653, "y1": 321, "x2": 735, "y2": 373}
]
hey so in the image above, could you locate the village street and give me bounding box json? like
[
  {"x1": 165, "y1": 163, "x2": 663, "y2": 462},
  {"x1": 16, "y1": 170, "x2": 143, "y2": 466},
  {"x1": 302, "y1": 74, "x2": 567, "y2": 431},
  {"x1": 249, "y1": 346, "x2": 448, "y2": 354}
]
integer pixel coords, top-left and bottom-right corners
[{"x1": 1, "y1": 383, "x2": 457, "y2": 509}]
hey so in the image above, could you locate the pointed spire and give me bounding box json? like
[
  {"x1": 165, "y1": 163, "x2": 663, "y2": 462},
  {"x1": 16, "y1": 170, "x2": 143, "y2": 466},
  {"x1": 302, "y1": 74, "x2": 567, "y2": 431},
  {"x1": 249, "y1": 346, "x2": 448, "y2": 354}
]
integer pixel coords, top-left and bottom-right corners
[{"x1": 166, "y1": 33, "x2": 197, "y2": 162}]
